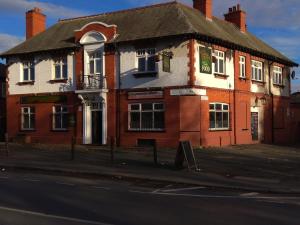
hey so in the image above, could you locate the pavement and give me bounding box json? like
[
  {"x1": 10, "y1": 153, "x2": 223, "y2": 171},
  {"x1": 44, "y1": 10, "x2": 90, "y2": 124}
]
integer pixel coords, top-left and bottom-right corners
[{"x1": 0, "y1": 143, "x2": 299, "y2": 194}]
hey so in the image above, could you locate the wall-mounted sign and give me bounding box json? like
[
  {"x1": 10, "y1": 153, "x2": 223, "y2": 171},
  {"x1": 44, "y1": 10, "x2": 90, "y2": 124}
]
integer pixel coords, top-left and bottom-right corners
[
  {"x1": 128, "y1": 91, "x2": 163, "y2": 100},
  {"x1": 199, "y1": 47, "x2": 212, "y2": 74},
  {"x1": 170, "y1": 88, "x2": 206, "y2": 96},
  {"x1": 20, "y1": 95, "x2": 67, "y2": 104}
]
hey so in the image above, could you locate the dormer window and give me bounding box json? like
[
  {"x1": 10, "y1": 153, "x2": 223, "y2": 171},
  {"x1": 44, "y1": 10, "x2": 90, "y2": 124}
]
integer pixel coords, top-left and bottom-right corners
[
  {"x1": 136, "y1": 48, "x2": 156, "y2": 73},
  {"x1": 23, "y1": 61, "x2": 35, "y2": 82},
  {"x1": 54, "y1": 57, "x2": 68, "y2": 80}
]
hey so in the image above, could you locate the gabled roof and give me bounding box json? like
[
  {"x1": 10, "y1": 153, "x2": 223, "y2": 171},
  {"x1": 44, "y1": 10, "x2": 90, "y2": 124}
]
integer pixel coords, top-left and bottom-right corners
[{"x1": 0, "y1": 1, "x2": 298, "y2": 66}]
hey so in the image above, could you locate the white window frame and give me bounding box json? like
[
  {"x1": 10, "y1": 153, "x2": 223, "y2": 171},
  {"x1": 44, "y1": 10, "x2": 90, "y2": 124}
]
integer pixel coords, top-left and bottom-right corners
[
  {"x1": 21, "y1": 107, "x2": 35, "y2": 130},
  {"x1": 239, "y1": 56, "x2": 246, "y2": 78},
  {"x1": 273, "y1": 66, "x2": 283, "y2": 85},
  {"x1": 22, "y1": 61, "x2": 35, "y2": 82},
  {"x1": 53, "y1": 106, "x2": 68, "y2": 130},
  {"x1": 209, "y1": 103, "x2": 230, "y2": 130},
  {"x1": 251, "y1": 60, "x2": 263, "y2": 82},
  {"x1": 53, "y1": 57, "x2": 68, "y2": 80},
  {"x1": 214, "y1": 50, "x2": 225, "y2": 74},
  {"x1": 128, "y1": 102, "x2": 164, "y2": 131},
  {"x1": 88, "y1": 51, "x2": 103, "y2": 76},
  {"x1": 136, "y1": 48, "x2": 157, "y2": 73}
]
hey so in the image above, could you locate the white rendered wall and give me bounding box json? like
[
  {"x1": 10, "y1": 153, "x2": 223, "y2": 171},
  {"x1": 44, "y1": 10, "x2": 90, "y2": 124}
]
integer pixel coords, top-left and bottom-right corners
[
  {"x1": 194, "y1": 43, "x2": 235, "y2": 90},
  {"x1": 8, "y1": 53, "x2": 76, "y2": 95},
  {"x1": 119, "y1": 40, "x2": 189, "y2": 89}
]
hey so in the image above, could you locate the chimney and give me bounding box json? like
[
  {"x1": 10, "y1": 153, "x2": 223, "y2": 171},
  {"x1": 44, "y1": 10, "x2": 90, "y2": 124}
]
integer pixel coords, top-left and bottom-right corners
[
  {"x1": 26, "y1": 7, "x2": 46, "y2": 39},
  {"x1": 193, "y1": 0, "x2": 212, "y2": 20},
  {"x1": 224, "y1": 4, "x2": 246, "y2": 32}
]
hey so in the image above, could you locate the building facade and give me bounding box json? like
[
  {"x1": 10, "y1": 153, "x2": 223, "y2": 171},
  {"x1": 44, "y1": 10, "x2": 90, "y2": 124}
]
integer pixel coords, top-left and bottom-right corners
[
  {"x1": 1, "y1": 0, "x2": 298, "y2": 147},
  {"x1": 0, "y1": 63, "x2": 6, "y2": 141}
]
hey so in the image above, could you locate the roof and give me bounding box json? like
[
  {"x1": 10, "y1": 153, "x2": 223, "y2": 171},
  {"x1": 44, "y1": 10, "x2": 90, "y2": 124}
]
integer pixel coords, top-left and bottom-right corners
[{"x1": 1, "y1": 1, "x2": 298, "y2": 66}]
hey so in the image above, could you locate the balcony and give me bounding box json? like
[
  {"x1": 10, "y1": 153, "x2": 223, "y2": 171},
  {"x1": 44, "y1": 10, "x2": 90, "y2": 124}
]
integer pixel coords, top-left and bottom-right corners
[{"x1": 77, "y1": 75, "x2": 107, "y2": 91}]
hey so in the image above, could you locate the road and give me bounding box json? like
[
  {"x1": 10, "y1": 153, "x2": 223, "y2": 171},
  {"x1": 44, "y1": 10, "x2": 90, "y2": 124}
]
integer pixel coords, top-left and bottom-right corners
[{"x1": 0, "y1": 171, "x2": 299, "y2": 225}]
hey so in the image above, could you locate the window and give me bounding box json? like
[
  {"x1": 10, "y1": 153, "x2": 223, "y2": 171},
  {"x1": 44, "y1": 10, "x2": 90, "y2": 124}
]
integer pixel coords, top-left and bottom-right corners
[
  {"x1": 129, "y1": 103, "x2": 164, "y2": 131},
  {"x1": 53, "y1": 106, "x2": 68, "y2": 130},
  {"x1": 251, "y1": 60, "x2": 263, "y2": 81},
  {"x1": 239, "y1": 56, "x2": 246, "y2": 78},
  {"x1": 136, "y1": 49, "x2": 156, "y2": 73},
  {"x1": 273, "y1": 66, "x2": 283, "y2": 85},
  {"x1": 214, "y1": 50, "x2": 225, "y2": 74},
  {"x1": 21, "y1": 107, "x2": 35, "y2": 130},
  {"x1": 209, "y1": 103, "x2": 230, "y2": 130},
  {"x1": 23, "y1": 62, "x2": 35, "y2": 82},
  {"x1": 89, "y1": 51, "x2": 103, "y2": 75},
  {"x1": 54, "y1": 57, "x2": 68, "y2": 80}
]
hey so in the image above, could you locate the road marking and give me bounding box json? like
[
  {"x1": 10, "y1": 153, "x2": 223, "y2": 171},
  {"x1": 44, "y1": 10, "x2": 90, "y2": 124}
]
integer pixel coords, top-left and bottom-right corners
[
  {"x1": 0, "y1": 205, "x2": 113, "y2": 225},
  {"x1": 160, "y1": 186, "x2": 207, "y2": 193},
  {"x1": 55, "y1": 182, "x2": 75, "y2": 186},
  {"x1": 240, "y1": 192, "x2": 260, "y2": 197},
  {"x1": 152, "y1": 184, "x2": 173, "y2": 193}
]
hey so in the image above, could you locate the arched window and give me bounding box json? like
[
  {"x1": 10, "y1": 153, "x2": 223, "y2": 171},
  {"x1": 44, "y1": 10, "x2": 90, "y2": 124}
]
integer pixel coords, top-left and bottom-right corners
[{"x1": 80, "y1": 31, "x2": 106, "y2": 45}]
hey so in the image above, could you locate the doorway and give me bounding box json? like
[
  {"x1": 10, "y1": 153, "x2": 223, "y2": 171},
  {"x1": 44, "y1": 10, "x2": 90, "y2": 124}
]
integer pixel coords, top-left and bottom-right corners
[
  {"x1": 251, "y1": 112, "x2": 259, "y2": 141},
  {"x1": 91, "y1": 109, "x2": 103, "y2": 145}
]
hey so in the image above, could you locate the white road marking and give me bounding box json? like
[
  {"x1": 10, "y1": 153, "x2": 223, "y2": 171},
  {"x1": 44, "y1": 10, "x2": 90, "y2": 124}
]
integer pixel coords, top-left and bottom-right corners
[
  {"x1": 152, "y1": 184, "x2": 173, "y2": 193},
  {"x1": 55, "y1": 182, "x2": 75, "y2": 186},
  {"x1": 240, "y1": 192, "x2": 260, "y2": 197},
  {"x1": 160, "y1": 186, "x2": 207, "y2": 193},
  {"x1": 0, "y1": 205, "x2": 113, "y2": 225}
]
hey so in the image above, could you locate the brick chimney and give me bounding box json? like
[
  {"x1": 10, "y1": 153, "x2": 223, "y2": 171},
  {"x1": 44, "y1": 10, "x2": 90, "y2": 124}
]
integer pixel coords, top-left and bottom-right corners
[
  {"x1": 224, "y1": 4, "x2": 246, "y2": 32},
  {"x1": 193, "y1": 0, "x2": 212, "y2": 20},
  {"x1": 26, "y1": 7, "x2": 46, "y2": 39}
]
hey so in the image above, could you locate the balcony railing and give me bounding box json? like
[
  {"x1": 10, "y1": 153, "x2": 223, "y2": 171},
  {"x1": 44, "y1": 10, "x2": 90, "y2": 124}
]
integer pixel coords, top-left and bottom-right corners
[{"x1": 78, "y1": 75, "x2": 106, "y2": 90}]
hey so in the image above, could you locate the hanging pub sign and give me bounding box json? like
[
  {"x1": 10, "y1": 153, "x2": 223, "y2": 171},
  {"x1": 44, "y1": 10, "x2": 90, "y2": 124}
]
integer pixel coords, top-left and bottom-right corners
[{"x1": 199, "y1": 47, "x2": 212, "y2": 74}]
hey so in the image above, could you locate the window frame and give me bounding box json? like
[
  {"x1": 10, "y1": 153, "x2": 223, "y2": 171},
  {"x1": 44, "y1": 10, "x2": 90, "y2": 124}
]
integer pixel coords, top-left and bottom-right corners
[
  {"x1": 22, "y1": 61, "x2": 35, "y2": 82},
  {"x1": 88, "y1": 50, "x2": 103, "y2": 76},
  {"x1": 52, "y1": 105, "x2": 69, "y2": 131},
  {"x1": 251, "y1": 60, "x2": 263, "y2": 82},
  {"x1": 21, "y1": 106, "x2": 35, "y2": 130},
  {"x1": 128, "y1": 102, "x2": 165, "y2": 131},
  {"x1": 53, "y1": 57, "x2": 68, "y2": 80},
  {"x1": 209, "y1": 103, "x2": 230, "y2": 130},
  {"x1": 214, "y1": 50, "x2": 225, "y2": 75},
  {"x1": 239, "y1": 56, "x2": 246, "y2": 78},
  {"x1": 273, "y1": 66, "x2": 283, "y2": 85},
  {"x1": 136, "y1": 48, "x2": 157, "y2": 73}
]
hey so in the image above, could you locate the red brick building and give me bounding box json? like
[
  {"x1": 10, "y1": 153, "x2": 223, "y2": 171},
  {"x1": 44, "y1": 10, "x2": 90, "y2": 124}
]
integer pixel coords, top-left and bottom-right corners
[
  {"x1": 0, "y1": 63, "x2": 6, "y2": 141},
  {"x1": 0, "y1": 1, "x2": 298, "y2": 147}
]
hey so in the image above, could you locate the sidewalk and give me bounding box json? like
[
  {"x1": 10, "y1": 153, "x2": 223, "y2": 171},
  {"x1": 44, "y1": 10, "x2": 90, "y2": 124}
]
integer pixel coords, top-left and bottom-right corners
[{"x1": 0, "y1": 143, "x2": 299, "y2": 194}]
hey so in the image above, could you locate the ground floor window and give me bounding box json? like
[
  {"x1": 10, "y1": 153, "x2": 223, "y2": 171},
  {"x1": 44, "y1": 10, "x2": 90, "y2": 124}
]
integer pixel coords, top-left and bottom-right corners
[
  {"x1": 53, "y1": 106, "x2": 68, "y2": 130},
  {"x1": 129, "y1": 102, "x2": 165, "y2": 131},
  {"x1": 21, "y1": 107, "x2": 35, "y2": 130},
  {"x1": 209, "y1": 103, "x2": 230, "y2": 130}
]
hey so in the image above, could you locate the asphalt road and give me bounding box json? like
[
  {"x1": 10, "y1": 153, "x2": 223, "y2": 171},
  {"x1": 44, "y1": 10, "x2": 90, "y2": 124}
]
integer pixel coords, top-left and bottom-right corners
[{"x1": 0, "y1": 171, "x2": 299, "y2": 225}]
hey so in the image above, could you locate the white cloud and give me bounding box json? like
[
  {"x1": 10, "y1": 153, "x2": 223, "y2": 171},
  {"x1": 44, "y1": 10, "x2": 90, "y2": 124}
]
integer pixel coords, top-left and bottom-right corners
[
  {"x1": 0, "y1": 0, "x2": 86, "y2": 19},
  {"x1": 0, "y1": 33, "x2": 24, "y2": 53}
]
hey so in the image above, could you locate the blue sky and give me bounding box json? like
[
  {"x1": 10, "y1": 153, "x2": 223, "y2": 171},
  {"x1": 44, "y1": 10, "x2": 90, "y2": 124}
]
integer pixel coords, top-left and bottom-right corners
[{"x1": 0, "y1": 0, "x2": 299, "y2": 92}]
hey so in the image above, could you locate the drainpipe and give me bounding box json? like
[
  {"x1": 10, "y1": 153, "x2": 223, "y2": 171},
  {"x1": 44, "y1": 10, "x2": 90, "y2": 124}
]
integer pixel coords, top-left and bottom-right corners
[{"x1": 268, "y1": 61, "x2": 274, "y2": 144}]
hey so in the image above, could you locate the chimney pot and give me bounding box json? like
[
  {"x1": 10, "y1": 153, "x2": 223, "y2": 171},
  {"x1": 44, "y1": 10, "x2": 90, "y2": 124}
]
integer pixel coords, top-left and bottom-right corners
[
  {"x1": 26, "y1": 7, "x2": 46, "y2": 39},
  {"x1": 224, "y1": 4, "x2": 246, "y2": 32},
  {"x1": 237, "y1": 4, "x2": 241, "y2": 11}
]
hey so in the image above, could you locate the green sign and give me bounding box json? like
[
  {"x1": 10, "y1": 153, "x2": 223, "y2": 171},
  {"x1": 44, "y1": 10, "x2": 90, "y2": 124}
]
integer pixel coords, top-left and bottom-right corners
[
  {"x1": 199, "y1": 47, "x2": 212, "y2": 74},
  {"x1": 20, "y1": 95, "x2": 68, "y2": 104}
]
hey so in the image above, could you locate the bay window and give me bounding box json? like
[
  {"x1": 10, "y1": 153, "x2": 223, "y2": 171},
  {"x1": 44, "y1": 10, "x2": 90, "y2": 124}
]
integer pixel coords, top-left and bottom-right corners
[
  {"x1": 209, "y1": 103, "x2": 230, "y2": 130},
  {"x1": 273, "y1": 66, "x2": 283, "y2": 85},
  {"x1": 136, "y1": 49, "x2": 156, "y2": 72},
  {"x1": 214, "y1": 50, "x2": 225, "y2": 74},
  {"x1": 251, "y1": 60, "x2": 263, "y2": 81},
  {"x1": 129, "y1": 103, "x2": 164, "y2": 131},
  {"x1": 21, "y1": 107, "x2": 35, "y2": 130},
  {"x1": 53, "y1": 106, "x2": 68, "y2": 130}
]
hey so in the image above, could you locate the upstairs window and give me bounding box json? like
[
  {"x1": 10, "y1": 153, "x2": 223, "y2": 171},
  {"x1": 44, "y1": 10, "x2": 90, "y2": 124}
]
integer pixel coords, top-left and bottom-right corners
[
  {"x1": 251, "y1": 60, "x2": 263, "y2": 82},
  {"x1": 209, "y1": 103, "x2": 230, "y2": 130},
  {"x1": 89, "y1": 51, "x2": 103, "y2": 76},
  {"x1": 54, "y1": 57, "x2": 68, "y2": 80},
  {"x1": 214, "y1": 50, "x2": 225, "y2": 74},
  {"x1": 23, "y1": 62, "x2": 35, "y2": 82},
  {"x1": 136, "y1": 49, "x2": 156, "y2": 73},
  {"x1": 53, "y1": 106, "x2": 68, "y2": 130},
  {"x1": 239, "y1": 56, "x2": 246, "y2": 78},
  {"x1": 21, "y1": 107, "x2": 35, "y2": 130},
  {"x1": 273, "y1": 66, "x2": 283, "y2": 85},
  {"x1": 129, "y1": 103, "x2": 164, "y2": 131}
]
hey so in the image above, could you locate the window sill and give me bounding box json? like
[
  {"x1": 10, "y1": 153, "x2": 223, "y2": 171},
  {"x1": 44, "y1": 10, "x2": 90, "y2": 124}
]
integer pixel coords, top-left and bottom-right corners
[
  {"x1": 17, "y1": 81, "x2": 35, "y2": 86},
  {"x1": 239, "y1": 77, "x2": 248, "y2": 81},
  {"x1": 209, "y1": 128, "x2": 231, "y2": 132},
  {"x1": 214, "y1": 73, "x2": 229, "y2": 79},
  {"x1": 49, "y1": 79, "x2": 68, "y2": 84},
  {"x1": 251, "y1": 80, "x2": 265, "y2": 85},
  {"x1": 273, "y1": 83, "x2": 285, "y2": 88},
  {"x1": 133, "y1": 72, "x2": 158, "y2": 78}
]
